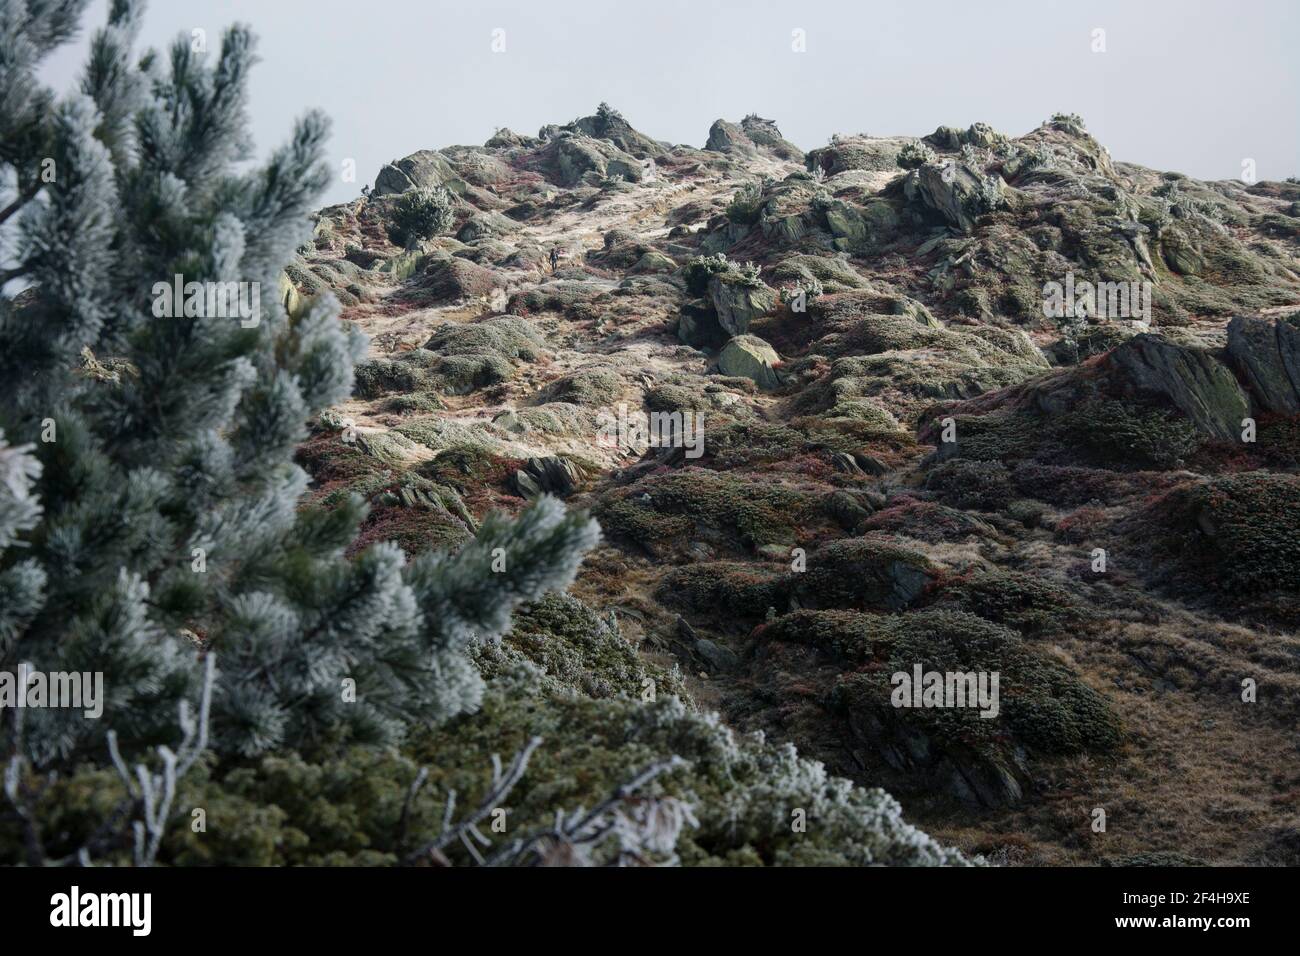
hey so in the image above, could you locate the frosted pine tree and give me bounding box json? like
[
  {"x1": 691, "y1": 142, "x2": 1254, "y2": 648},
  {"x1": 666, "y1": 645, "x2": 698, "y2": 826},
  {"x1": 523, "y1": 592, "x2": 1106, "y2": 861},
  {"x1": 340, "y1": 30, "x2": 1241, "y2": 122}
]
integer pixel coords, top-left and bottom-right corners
[{"x1": 0, "y1": 0, "x2": 598, "y2": 768}]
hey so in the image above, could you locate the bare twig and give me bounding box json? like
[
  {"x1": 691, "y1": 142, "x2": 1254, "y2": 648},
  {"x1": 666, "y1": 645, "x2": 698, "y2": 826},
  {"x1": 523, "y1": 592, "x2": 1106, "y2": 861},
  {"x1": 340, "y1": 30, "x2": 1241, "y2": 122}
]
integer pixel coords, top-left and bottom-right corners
[
  {"x1": 484, "y1": 756, "x2": 687, "y2": 867},
  {"x1": 104, "y1": 653, "x2": 216, "y2": 866},
  {"x1": 401, "y1": 735, "x2": 541, "y2": 866},
  {"x1": 395, "y1": 766, "x2": 428, "y2": 852}
]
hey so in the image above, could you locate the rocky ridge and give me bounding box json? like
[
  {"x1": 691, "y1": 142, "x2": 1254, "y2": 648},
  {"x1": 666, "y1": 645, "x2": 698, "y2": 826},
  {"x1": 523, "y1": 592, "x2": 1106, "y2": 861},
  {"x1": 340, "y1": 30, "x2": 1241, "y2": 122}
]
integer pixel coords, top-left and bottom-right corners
[{"x1": 290, "y1": 104, "x2": 1300, "y2": 865}]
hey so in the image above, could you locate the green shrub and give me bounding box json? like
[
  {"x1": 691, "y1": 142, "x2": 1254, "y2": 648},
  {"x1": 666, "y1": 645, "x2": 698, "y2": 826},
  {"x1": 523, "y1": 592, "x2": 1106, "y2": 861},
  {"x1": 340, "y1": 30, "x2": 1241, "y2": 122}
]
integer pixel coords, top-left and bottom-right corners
[
  {"x1": 725, "y1": 182, "x2": 764, "y2": 225},
  {"x1": 925, "y1": 459, "x2": 1015, "y2": 511},
  {"x1": 1059, "y1": 399, "x2": 1200, "y2": 470},
  {"x1": 766, "y1": 609, "x2": 1122, "y2": 756},
  {"x1": 597, "y1": 469, "x2": 814, "y2": 551},
  {"x1": 682, "y1": 253, "x2": 761, "y2": 295},
  {"x1": 794, "y1": 537, "x2": 937, "y2": 611},
  {"x1": 658, "y1": 562, "x2": 789, "y2": 618},
  {"x1": 388, "y1": 186, "x2": 456, "y2": 246},
  {"x1": 897, "y1": 141, "x2": 936, "y2": 169},
  {"x1": 935, "y1": 569, "x2": 1090, "y2": 636},
  {"x1": 1186, "y1": 473, "x2": 1300, "y2": 594}
]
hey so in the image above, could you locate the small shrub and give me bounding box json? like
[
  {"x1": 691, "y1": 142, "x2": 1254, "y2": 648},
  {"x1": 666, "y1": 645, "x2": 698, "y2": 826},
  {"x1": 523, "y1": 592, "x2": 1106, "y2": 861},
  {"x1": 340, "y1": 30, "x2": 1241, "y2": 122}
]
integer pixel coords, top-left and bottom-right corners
[
  {"x1": 725, "y1": 182, "x2": 765, "y2": 225},
  {"x1": 682, "y1": 253, "x2": 762, "y2": 295},
  {"x1": 1048, "y1": 112, "x2": 1087, "y2": 135},
  {"x1": 388, "y1": 186, "x2": 455, "y2": 246},
  {"x1": 925, "y1": 459, "x2": 1014, "y2": 511},
  {"x1": 897, "y1": 141, "x2": 936, "y2": 169}
]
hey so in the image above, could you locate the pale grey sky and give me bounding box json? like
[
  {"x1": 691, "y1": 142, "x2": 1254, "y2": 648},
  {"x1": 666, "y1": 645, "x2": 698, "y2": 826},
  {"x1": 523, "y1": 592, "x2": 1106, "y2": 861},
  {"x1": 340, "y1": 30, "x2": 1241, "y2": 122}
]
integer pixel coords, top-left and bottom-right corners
[{"x1": 41, "y1": 0, "x2": 1300, "y2": 207}]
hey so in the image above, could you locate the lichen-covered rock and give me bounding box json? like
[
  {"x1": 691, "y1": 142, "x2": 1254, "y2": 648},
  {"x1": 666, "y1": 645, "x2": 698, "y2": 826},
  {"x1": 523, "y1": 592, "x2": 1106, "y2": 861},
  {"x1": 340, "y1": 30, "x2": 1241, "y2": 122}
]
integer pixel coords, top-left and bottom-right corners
[
  {"x1": 904, "y1": 162, "x2": 1007, "y2": 233},
  {"x1": 705, "y1": 115, "x2": 804, "y2": 161},
  {"x1": 806, "y1": 135, "x2": 905, "y2": 175},
  {"x1": 708, "y1": 272, "x2": 778, "y2": 335},
  {"x1": 552, "y1": 135, "x2": 609, "y2": 185},
  {"x1": 511, "y1": 456, "x2": 582, "y2": 499},
  {"x1": 718, "y1": 334, "x2": 782, "y2": 389},
  {"x1": 1225, "y1": 315, "x2": 1300, "y2": 415},
  {"x1": 1107, "y1": 334, "x2": 1249, "y2": 441},
  {"x1": 373, "y1": 149, "x2": 468, "y2": 196},
  {"x1": 562, "y1": 102, "x2": 663, "y2": 158}
]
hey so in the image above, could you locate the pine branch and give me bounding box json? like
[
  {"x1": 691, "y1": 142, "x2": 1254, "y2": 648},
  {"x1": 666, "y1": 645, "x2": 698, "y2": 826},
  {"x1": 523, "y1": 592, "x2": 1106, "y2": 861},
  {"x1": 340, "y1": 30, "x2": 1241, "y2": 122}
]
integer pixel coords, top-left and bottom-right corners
[
  {"x1": 0, "y1": 263, "x2": 33, "y2": 287},
  {"x1": 0, "y1": 183, "x2": 41, "y2": 228}
]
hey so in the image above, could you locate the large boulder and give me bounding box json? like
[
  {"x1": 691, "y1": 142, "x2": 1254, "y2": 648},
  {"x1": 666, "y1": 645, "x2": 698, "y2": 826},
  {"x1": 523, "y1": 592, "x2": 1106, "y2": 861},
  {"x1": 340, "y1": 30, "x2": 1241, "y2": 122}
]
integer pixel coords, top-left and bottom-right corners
[
  {"x1": 705, "y1": 118, "x2": 754, "y2": 155},
  {"x1": 820, "y1": 198, "x2": 868, "y2": 243},
  {"x1": 544, "y1": 135, "x2": 643, "y2": 187},
  {"x1": 737, "y1": 115, "x2": 804, "y2": 162},
  {"x1": 564, "y1": 104, "x2": 662, "y2": 159},
  {"x1": 806, "y1": 135, "x2": 904, "y2": 176},
  {"x1": 373, "y1": 150, "x2": 468, "y2": 197},
  {"x1": 707, "y1": 272, "x2": 778, "y2": 335},
  {"x1": 904, "y1": 162, "x2": 1005, "y2": 233},
  {"x1": 922, "y1": 122, "x2": 1008, "y2": 152},
  {"x1": 677, "y1": 300, "x2": 727, "y2": 350},
  {"x1": 1226, "y1": 315, "x2": 1300, "y2": 415},
  {"x1": 1107, "y1": 334, "x2": 1250, "y2": 441},
  {"x1": 705, "y1": 115, "x2": 803, "y2": 162},
  {"x1": 605, "y1": 154, "x2": 647, "y2": 183},
  {"x1": 718, "y1": 334, "x2": 782, "y2": 390},
  {"x1": 552, "y1": 136, "x2": 609, "y2": 185}
]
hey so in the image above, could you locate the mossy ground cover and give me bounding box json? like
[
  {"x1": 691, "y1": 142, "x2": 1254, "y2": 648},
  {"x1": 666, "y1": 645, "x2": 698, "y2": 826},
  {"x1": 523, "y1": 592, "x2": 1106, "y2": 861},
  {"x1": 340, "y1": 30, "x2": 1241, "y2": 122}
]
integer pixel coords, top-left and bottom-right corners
[
  {"x1": 596, "y1": 467, "x2": 821, "y2": 552},
  {"x1": 763, "y1": 608, "x2": 1123, "y2": 759}
]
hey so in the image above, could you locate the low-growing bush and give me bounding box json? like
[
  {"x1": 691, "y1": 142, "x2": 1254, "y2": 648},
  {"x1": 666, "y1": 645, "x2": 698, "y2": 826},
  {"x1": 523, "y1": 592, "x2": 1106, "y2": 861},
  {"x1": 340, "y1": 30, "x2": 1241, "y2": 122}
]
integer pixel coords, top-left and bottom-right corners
[{"x1": 387, "y1": 186, "x2": 456, "y2": 246}]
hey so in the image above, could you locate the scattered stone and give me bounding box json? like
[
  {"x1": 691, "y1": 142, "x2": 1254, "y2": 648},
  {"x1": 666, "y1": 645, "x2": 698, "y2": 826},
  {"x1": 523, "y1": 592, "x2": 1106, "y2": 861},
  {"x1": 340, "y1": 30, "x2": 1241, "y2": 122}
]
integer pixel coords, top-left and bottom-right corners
[
  {"x1": 510, "y1": 456, "x2": 582, "y2": 499},
  {"x1": 717, "y1": 334, "x2": 782, "y2": 389}
]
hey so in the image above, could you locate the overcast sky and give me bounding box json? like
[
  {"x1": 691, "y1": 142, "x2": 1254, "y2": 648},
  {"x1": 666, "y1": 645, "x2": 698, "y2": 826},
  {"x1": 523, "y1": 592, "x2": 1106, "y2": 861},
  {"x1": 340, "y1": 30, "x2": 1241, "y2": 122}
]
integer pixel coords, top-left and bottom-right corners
[{"x1": 40, "y1": 0, "x2": 1300, "y2": 207}]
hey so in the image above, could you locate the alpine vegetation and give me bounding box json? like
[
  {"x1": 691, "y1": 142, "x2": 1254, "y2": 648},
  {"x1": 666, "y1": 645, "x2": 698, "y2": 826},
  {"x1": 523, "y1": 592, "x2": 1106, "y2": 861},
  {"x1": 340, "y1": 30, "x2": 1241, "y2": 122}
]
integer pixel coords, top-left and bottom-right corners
[
  {"x1": 5, "y1": 0, "x2": 1296, "y2": 873},
  {"x1": 0, "y1": 0, "x2": 976, "y2": 869},
  {"x1": 0, "y1": 0, "x2": 598, "y2": 861}
]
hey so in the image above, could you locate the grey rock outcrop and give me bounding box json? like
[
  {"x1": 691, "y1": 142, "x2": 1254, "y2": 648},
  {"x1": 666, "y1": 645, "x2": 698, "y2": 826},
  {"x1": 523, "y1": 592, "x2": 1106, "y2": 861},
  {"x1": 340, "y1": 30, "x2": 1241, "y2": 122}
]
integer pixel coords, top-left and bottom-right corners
[
  {"x1": 904, "y1": 162, "x2": 1006, "y2": 233},
  {"x1": 374, "y1": 150, "x2": 468, "y2": 197},
  {"x1": 511, "y1": 456, "x2": 582, "y2": 499},
  {"x1": 1226, "y1": 315, "x2": 1300, "y2": 415},
  {"x1": 707, "y1": 273, "x2": 778, "y2": 336},
  {"x1": 1108, "y1": 334, "x2": 1250, "y2": 440}
]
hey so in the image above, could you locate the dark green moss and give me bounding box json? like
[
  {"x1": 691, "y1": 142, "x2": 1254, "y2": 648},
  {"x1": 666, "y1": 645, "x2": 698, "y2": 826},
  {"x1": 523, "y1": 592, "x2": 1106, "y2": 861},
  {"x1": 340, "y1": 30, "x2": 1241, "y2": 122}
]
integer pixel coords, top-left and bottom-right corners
[
  {"x1": 1184, "y1": 472, "x2": 1300, "y2": 595},
  {"x1": 597, "y1": 468, "x2": 816, "y2": 550},
  {"x1": 925, "y1": 459, "x2": 1014, "y2": 511},
  {"x1": 794, "y1": 537, "x2": 937, "y2": 611},
  {"x1": 935, "y1": 568, "x2": 1091, "y2": 636},
  {"x1": 766, "y1": 608, "x2": 1122, "y2": 757},
  {"x1": 658, "y1": 561, "x2": 789, "y2": 619}
]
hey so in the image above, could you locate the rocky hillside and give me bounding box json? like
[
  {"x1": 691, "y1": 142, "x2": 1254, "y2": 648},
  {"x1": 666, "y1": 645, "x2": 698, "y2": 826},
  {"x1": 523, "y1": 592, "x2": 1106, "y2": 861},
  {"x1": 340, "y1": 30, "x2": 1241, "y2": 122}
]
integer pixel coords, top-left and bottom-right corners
[{"x1": 289, "y1": 104, "x2": 1300, "y2": 865}]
